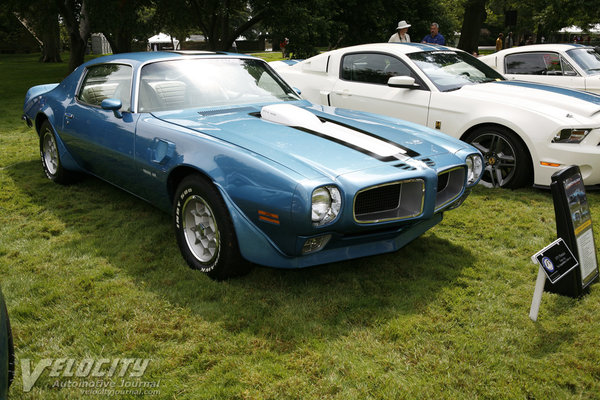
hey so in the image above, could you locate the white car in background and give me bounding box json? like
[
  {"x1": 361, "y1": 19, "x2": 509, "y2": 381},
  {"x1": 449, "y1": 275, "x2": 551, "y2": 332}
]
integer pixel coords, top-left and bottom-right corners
[
  {"x1": 272, "y1": 43, "x2": 600, "y2": 189},
  {"x1": 479, "y1": 44, "x2": 600, "y2": 94}
]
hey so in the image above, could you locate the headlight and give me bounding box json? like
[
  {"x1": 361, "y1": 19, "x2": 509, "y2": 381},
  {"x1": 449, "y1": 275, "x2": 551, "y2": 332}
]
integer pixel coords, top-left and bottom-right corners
[
  {"x1": 553, "y1": 128, "x2": 590, "y2": 143},
  {"x1": 311, "y1": 186, "x2": 342, "y2": 226},
  {"x1": 466, "y1": 154, "x2": 484, "y2": 186}
]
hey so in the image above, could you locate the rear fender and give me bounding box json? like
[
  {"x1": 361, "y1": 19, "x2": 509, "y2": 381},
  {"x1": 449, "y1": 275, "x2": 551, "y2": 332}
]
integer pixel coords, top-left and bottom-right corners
[{"x1": 36, "y1": 112, "x2": 84, "y2": 173}]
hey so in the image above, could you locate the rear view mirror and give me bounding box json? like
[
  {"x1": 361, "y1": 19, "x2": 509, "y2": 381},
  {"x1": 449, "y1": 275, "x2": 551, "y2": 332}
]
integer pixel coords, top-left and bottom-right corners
[
  {"x1": 101, "y1": 98, "x2": 123, "y2": 119},
  {"x1": 388, "y1": 76, "x2": 419, "y2": 89}
]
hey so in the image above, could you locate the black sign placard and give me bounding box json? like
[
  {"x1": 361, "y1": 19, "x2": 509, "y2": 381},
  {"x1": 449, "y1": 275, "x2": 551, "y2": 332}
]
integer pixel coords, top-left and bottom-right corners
[
  {"x1": 547, "y1": 166, "x2": 599, "y2": 297},
  {"x1": 533, "y1": 238, "x2": 578, "y2": 284},
  {"x1": 562, "y1": 172, "x2": 598, "y2": 287}
]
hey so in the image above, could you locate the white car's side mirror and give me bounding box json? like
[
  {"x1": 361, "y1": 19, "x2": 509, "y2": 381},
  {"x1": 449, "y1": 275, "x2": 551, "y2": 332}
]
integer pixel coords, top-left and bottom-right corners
[{"x1": 387, "y1": 76, "x2": 419, "y2": 89}]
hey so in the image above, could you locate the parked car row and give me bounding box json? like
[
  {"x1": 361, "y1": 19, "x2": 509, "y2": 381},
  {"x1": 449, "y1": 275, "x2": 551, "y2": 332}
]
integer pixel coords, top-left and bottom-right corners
[{"x1": 21, "y1": 44, "x2": 600, "y2": 279}]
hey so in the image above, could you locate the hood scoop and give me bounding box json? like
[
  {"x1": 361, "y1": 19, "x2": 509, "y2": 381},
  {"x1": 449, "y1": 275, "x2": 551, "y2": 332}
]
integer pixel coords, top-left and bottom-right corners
[{"x1": 260, "y1": 104, "x2": 417, "y2": 161}]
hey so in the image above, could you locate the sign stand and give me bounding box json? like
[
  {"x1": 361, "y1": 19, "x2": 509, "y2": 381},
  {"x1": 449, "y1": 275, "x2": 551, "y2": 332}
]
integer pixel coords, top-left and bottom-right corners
[{"x1": 529, "y1": 266, "x2": 546, "y2": 322}]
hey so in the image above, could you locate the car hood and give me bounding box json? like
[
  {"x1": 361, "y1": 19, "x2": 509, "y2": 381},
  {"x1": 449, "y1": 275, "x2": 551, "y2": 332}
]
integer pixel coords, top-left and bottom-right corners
[
  {"x1": 152, "y1": 102, "x2": 468, "y2": 179},
  {"x1": 461, "y1": 80, "x2": 600, "y2": 120}
]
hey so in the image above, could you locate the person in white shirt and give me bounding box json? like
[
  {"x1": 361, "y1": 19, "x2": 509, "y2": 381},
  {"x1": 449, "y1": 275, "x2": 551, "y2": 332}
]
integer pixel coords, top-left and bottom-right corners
[{"x1": 388, "y1": 20, "x2": 411, "y2": 43}]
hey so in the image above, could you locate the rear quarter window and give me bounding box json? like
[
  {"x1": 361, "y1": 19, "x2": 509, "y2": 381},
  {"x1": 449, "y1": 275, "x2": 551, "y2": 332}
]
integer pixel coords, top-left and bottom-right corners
[{"x1": 77, "y1": 64, "x2": 133, "y2": 110}]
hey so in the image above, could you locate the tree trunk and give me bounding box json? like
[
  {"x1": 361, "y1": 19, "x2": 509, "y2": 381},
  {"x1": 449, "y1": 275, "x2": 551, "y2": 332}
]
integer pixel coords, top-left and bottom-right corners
[
  {"x1": 457, "y1": 0, "x2": 487, "y2": 54},
  {"x1": 57, "y1": 0, "x2": 92, "y2": 72},
  {"x1": 40, "y1": 12, "x2": 62, "y2": 63},
  {"x1": 112, "y1": 29, "x2": 133, "y2": 53},
  {"x1": 68, "y1": 31, "x2": 87, "y2": 72}
]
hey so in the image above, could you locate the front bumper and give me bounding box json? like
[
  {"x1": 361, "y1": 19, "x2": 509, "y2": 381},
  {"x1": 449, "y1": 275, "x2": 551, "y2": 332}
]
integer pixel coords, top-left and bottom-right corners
[{"x1": 533, "y1": 138, "x2": 600, "y2": 187}]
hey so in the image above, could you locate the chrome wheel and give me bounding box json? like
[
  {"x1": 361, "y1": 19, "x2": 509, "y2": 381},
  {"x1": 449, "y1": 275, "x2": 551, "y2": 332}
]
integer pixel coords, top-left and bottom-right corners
[
  {"x1": 182, "y1": 195, "x2": 220, "y2": 263},
  {"x1": 469, "y1": 132, "x2": 517, "y2": 188},
  {"x1": 42, "y1": 130, "x2": 59, "y2": 176}
]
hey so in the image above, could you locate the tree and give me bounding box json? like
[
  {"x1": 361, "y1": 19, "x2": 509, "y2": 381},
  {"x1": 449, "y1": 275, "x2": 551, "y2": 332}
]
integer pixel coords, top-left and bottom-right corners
[
  {"x1": 55, "y1": 0, "x2": 91, "y2": 72},
  {"x1": 6, "y1": 0, "x2": 62, "y2": 62},
  {"x1": 457, "y1": 0, "x2": 487, "y2": 53},
  {"x1": 155, "y1": 0, "x2": 267, "y2": 51},
  {"x1": 88, "y1": 0, "x2": 155, "y2": 53}
]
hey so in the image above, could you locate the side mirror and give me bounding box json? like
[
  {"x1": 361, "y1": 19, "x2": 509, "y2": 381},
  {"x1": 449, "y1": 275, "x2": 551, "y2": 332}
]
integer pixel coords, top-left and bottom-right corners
[
  {"x1": 293, "y1": 87, "x2": 302, "y2": 95},
  {"x1": 101, "y1": 98, "x2": 123, "y2": 119},
  {"x1": 387, "y1": 76, "x2": 419, "y2": 89}
]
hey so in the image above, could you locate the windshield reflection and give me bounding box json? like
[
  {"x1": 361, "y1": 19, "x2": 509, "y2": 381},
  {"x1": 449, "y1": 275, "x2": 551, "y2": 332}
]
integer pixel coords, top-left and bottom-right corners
[
  {"x1": 408, "y1": 50, "x2": 504, "y2": 92},
  {"x1": 138, "y1": 58, "x2": 301, "y2": 112},
  {"x1": 567, "y1": 48, "x2": 600, "y2": 76}
]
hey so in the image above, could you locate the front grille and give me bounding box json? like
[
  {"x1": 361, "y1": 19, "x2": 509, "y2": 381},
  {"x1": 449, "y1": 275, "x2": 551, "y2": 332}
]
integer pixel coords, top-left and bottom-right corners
[
  {"x1": 354, "y1": 179, "x2": 424, "y2": 223},
  {"x1": 435, "y1": 167, "x2": 465, "y2": 210}
]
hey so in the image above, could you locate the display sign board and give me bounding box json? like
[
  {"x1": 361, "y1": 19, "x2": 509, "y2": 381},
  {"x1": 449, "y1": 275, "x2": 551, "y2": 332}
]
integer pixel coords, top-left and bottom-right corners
[
  {"x1": 532, "y1": 238, "x2": 578, "y2": 284},
  {"x1": 547, "y1": 166, "x2": 599, "y2": 297}
]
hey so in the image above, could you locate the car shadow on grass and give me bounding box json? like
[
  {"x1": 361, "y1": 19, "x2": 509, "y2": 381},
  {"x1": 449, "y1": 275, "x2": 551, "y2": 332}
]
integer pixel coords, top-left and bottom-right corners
[{"x1": 5, "y1": 160, "x2": 476, "y2": 344}]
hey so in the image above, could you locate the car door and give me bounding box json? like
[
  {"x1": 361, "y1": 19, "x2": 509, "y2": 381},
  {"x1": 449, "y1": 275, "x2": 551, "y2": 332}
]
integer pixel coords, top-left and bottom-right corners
[
  {"x1": 329, "y1": 52, "x2": 431, "y2": 125},
  {"x1": 60, "y1": 63, "x2": 140, "y2": 189},
  {"x1": 504, "y1": 52, "x2": 586, "y2": 90}
]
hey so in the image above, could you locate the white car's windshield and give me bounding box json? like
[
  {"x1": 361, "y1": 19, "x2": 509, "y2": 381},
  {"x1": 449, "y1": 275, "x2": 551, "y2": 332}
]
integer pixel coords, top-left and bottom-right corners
[
  {"x1": 566, "y1": 48, "x2": 600, "y2": 76},
  {"x1": 407, "y1": 50, "x2": 504, "y2": 92},
  {"x1": 139, "y1": 58, "x2": 300, "y2": 112}
]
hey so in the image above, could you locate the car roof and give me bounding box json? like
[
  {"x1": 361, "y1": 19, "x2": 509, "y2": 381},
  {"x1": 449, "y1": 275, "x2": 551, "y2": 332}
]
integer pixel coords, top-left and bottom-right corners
[
  {"x1": 82, "y1": 51, "x2": 259, "y2": 69},
  {"x1": 323, "y1": 42, "x2": 455, "y2": 56},
  {"x1": 493, "y1": 43, "x2": 594, "y2": 56}
]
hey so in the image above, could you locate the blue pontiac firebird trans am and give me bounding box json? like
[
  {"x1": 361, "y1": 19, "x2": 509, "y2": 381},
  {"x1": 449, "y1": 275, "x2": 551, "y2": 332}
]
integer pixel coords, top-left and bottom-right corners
[{"x1": 23, "y1": 51, "x2": 483, "y2": 279}]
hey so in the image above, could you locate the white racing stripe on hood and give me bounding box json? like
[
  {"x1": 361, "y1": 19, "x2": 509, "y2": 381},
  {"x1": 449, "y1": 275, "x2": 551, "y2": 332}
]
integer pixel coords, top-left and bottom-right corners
[{"x1": 261, "y1": 104, "x2": 406, "y2": 158}]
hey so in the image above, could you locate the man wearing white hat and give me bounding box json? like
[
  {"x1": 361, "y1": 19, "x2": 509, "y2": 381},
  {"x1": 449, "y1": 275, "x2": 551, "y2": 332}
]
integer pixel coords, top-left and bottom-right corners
[{"x1": 388, "y1": 20, "x2": 411, "y2": 43}]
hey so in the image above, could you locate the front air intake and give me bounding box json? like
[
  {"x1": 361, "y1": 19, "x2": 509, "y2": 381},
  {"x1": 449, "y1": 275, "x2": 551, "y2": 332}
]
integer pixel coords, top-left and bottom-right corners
[
  {"x1": 435, "y1": 167, "x2": 465, "y2": 211},
  {"x1": 354, "y1": 179, "x2": 424, "y2": 223}
]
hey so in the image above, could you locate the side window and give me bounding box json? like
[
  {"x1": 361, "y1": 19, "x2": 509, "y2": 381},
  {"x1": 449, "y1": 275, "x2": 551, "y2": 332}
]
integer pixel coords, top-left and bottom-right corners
[
  {"x1": 77, "y1": 64, "x2": 132, "y2": 111},
  {"x1": 505, "y1": 53, "x2": 566, "y2": 75},
  {"x1": 560, "y1": 57, "x2": 578, "y2": 76},
  {"x1": 341, "y1": 53, "x2": 413, "y2": 85},
  {"x1": 542, "y1": 53, "x2": 562, "y2": 75}
]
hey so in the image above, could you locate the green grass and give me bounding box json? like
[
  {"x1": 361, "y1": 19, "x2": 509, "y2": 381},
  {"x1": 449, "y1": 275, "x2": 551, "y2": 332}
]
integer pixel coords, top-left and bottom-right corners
[{"x1": 1, "y1": 52, "x2": 600, "y2": 399}]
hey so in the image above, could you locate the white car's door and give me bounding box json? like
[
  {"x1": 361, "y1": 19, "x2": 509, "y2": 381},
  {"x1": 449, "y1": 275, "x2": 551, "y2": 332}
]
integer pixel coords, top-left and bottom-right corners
[{"x1": 329, "y1": 52, "x2": 431, "y2": 126}]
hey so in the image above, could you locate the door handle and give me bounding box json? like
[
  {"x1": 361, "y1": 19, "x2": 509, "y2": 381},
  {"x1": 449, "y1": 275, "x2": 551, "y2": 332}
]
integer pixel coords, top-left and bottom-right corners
[{"x1": 332, "y1": 90, "x2": 351, "y2": 96}]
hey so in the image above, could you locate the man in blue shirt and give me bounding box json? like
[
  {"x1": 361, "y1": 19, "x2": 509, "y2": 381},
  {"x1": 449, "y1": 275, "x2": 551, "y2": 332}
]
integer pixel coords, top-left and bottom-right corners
[{"x1": 421, "y1": 22, "x2": 445, "y2": 45}]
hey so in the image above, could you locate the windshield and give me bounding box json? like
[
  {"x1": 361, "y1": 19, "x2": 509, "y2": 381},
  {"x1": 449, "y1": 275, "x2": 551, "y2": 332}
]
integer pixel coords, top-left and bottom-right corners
[
  {"x1": 407, "y1": 50, "x2": 505, "y2": 92},
  {"x1": 566, "y1": 48, "x2": 600, "y2": 76},
  {"x1": 138, "y1": 58, "x2": 300, "y2": 112}
]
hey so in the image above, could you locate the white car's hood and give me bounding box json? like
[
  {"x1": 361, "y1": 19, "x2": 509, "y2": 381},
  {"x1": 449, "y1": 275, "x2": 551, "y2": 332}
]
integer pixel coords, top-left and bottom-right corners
[{"x1": 459, "y1": 80, "x2": 600, "y2": 120}]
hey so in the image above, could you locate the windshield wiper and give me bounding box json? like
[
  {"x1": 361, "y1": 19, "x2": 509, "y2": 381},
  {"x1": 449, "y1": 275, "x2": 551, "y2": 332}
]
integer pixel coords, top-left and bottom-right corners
[{"x1": 443, "y1": 86, "x2": 463, "y2": 92}]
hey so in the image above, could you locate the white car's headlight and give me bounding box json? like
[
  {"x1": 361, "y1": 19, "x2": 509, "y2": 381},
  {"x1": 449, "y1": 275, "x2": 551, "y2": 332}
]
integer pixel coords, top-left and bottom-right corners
[
  {"x1": 311, "y1": 186, "x2": 342, "y2": 226},
  {"x1": 553, "y1": 128, "x2": 591, "y2": 143},
  {"x1": 466, "y1": 154, "x2": 484, "y2": 186}
]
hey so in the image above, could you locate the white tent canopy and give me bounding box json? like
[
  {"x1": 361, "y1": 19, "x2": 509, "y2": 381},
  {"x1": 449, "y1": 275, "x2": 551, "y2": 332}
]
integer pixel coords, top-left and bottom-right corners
[
  {"x1": 148, "y1": 33, "x2": 180, "y2": 50},
  {"x1": 559, "y1": 24, "x2": 600, "y2": 34}
]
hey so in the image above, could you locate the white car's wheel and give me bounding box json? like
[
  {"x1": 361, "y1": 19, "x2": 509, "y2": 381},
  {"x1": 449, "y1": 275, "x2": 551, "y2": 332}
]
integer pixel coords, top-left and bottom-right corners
[{"x1": 465, "y1": 126, "x2": 531, "y2": 188}]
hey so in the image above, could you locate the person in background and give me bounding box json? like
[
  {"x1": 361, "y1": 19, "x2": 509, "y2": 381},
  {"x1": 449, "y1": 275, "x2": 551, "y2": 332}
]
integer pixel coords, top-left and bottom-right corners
[
  {"x1": 388, "y1": 20, "x2": 411, "y2": 43},
  {"x1": 280, "y1": 37, "x2": 289, "y2": 58},
  {"x1": 421, "y1": 22, "x2": 445, "y2": 45},
  {"x1": 504, "y1": 32, "x2": 514, "y2": 49},
  {"x1": 496, "y1": 33, "x2": 503, "y2": 51}
]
